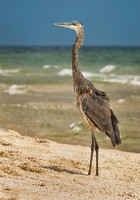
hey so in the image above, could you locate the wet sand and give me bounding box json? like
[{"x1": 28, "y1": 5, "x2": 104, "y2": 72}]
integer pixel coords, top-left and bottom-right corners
[{"x1": 0, "y1": 129, "x2": 140, "y2": 200}]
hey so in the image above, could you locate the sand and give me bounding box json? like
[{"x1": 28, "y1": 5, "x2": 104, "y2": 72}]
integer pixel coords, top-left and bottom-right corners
[{"x1": 0, "y1": 130, "x2": 140, "y2": 200}]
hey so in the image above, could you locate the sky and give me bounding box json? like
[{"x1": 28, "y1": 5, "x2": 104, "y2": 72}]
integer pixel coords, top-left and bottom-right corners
[{"x1": 0, "y1": 0, "x2": 140, "y2": 46}]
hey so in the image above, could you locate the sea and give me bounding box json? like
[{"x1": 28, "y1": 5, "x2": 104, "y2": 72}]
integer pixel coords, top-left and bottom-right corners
[{"x1": 0, "y1": 46, "x2": 140, "y2": 153}]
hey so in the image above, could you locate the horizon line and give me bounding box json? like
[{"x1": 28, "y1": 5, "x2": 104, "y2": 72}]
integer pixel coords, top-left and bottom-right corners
[{"x1": 0, "y1": 44, "x2": 140, "y2": 48}]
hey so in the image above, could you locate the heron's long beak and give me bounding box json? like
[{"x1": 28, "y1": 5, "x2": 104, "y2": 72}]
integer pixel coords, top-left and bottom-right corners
[{"x1": 54, "y1": 22, "x2": 73, "y2": 28}]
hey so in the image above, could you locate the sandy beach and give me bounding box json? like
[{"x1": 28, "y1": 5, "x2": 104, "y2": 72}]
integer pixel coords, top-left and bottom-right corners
[{"x1": 0, "y1": 129, "x2": 140, "y2": 200}]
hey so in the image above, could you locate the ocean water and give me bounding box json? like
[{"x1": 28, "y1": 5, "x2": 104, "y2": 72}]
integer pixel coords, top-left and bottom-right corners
[{"x1": 0, "y1": 46, "x2": 140, "y2": 152}]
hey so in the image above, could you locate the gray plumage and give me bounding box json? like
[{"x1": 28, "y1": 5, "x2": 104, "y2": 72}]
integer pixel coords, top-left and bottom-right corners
[{"x1": 55, "y1": 20, "x2": 121, "y2": 175}]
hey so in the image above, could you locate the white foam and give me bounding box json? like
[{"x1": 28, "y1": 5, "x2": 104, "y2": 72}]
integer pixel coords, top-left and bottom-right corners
[
  {"x1": 118, "y1": 99, "x2": 125, "y2": 103},
  {"x1": 103, "y1": 74, "x2": 140, "y2": 86},
  {"x1": 69, "y1": 122, "x2": 81, "y2": 132},
  {"x1": 57, "y1": 68, "x2": 140, "y2": 86},
  {"x1": 0, "y1": 69, "x2": 20, "y2": 75},
  {"x1": 72, "y1": 126, "x2": 81, "y2": 132},
  {"x1": 130, "y1": 77, "x2": 140, "y2": 86},
  {"x1": 4, "y1": 85, "x2": 26, "y2": 95},
  {"x1": 58, "y1": 68, "x2": 96, "y2": 78},
  {"x1": 43, "y1": 65, "x2": 51, "y2": 69},
  {"x1": 103, "y1": 78, "x2": 127, "y2": 84},
  {"x1": 69, "y1": 122, "x2": 75, "y2": 128},
  {"x1": 82, "y1": 71, "x2": 94, "y2": 78},
  {"x1": 43, "y1": 65, "x2": 59, "y2": 69},
  {"x1": 100, "y1": 65, "x2": 116, "y2": 73},
  {"x1": 57, "y1": 69, "x2": 72, "y2": 76}
]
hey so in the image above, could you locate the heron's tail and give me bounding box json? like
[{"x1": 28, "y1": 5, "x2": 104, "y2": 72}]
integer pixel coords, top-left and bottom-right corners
[
  {"x1": 106, "y1": 129, "x2": 121, "y2": 147},
  {"x1": 106, "y1": 110, "x2": 121, "y2": 147},
  {"x1": 112, "y1": 121, "x2": 121, "y2": 145}
]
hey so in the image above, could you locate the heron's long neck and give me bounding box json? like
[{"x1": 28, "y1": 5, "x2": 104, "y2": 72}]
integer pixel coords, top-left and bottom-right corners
[{"x1": 72, "y1": 26, "x2": 84, "y2": 90}]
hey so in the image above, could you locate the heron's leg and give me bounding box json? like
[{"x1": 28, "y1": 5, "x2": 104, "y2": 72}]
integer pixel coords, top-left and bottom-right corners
[
  {"x1": 94, "y1": 136, "x2": 99, "y2": 176},
  {"x1": 88, "y1": 132, "x2": 95, "y2": 175}
]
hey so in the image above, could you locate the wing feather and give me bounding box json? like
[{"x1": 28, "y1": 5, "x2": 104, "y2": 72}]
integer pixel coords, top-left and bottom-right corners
[{"x1": 80, "y1": 92, "x2": 112, "y2": 133}]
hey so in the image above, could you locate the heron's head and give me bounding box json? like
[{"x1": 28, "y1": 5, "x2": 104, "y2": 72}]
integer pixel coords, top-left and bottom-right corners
[{"x1": 54, "y1": 20, "x2": 83, "y2": 34}]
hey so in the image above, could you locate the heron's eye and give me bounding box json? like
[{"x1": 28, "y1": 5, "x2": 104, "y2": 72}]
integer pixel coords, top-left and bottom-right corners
[{"x1": 73, "y1": 21, "x2": 77, "y2": 25}]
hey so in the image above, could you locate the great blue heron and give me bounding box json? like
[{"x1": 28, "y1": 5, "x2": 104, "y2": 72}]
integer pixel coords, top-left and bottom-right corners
[{"x1": 54, "y1": 21, "x2": 121, "y2": 176}]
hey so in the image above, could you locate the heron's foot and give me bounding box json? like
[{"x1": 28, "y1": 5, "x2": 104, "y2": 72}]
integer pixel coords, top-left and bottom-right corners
[
  {"x1": 88, "y1": 171, "x2": 99, "y2": 176},
  {"x1": 95, "y1": 172, "x2": 99, "y2": 176},
  {"x1": 88, "y1": 170, "x2": 91, "y2": 175}
]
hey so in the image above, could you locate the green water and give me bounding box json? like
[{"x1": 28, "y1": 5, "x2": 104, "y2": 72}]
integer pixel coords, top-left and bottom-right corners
[{"x1": 0, "y1": 46, "x2": 140, "y2": 152}]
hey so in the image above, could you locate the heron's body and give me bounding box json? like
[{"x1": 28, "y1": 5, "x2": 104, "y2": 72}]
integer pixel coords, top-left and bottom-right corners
[{"x1": 55, "y1": 21, "x2": 121, "y2": 175}]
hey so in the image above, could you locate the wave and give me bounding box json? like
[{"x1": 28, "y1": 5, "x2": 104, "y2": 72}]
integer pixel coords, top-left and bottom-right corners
[
  {"x1": 57, "y1": 69, "x2": 72, "y2": 76},
  {"x1": 104, "y1": 75, "x2": 140, "y2": 86},
  {"x1": 82, "y1": 71, "x2": 95, "y2": 78},
  {"x1": 42, "y1": 65, "x2": 51, "y2": 69},
  {"x1": 118, "y1": 99, "x2": 125, "y2": 103},
  {"x1": 130, "y1": 77, "x2": 140, "y2": 86},
  {"x1": 57, "y1": 68, "x2": 140, "y2": 86},
  {"x1": 43, "y1": 65, "x2": 59, "y2": 69},
  {"x1": 57, "y1": 68, "x2": 100, "y2": 78},
  {"x1": 100, "y1": 65, "x2": 116, "y2": 73},
  {"x1": 0, "y1": 69, "x2": 20, "y2": 75},
  {"x1": 69, "y1": 122, "x2": 81, "y2": 132},
  {"x1": 4, "y1": 85, "x2": 26, "y2": 95},
  {"x1": 103, "y1": 78, "x2": 127, "y2": 84}
]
